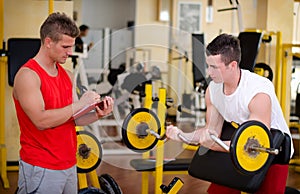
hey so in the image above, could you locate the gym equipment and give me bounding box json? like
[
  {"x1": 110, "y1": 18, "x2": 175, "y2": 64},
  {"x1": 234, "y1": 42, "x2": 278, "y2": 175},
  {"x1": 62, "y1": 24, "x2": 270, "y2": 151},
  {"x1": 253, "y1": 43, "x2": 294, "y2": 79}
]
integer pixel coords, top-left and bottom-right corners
[
  {"x1": 76, "y1": 129, "x2": 123, "y2": 194},
  {"x1": 128, "y1": 84, "x2": 188, "y2": 194},
  {"x1": 218, "y1": 0, "x2": 244, "y2": 33},
  {"x1": 254, "y1": 62, "x2": 273, "y2": 81},
  {"x1": 176, "y1": 81, "x2": 206, "y2": 127},
  {"x1": 286, "y1": 44, "x2": 300, "y2": 173},
  {"x1": 160, "y1": 177, "x2": 184, "y2": 194},
  {"x1": 122, "y1": 110, "x2": 280, "y2": 175},
  {"x1": 7, "y1": 38, "x2": 40, "y2": 86},
  {"x1": 76, "y1": 130, "x2": 102, "y2": 173},
  {"x1": 0, "y1": 39, "x2": 9, "y2": 188},
  {"x1": 191, "y1": 33, "x2": 206, "y2": 89},
  {"x1": 78, "y1": 187, "x2": 106, "y2": 194},
  {"x1": 241, "y1": 30, "x2": 282, "y2": 105},
  {"x1": 121, "y1": 72, "x2": 148, "y2": 95},
  {"x1": 285, "y1": 186, "x2": 300, "y2": 194},
  {"x1": 238, "y1": 32, "x2": 263, "y2": 71},
  {"x1": 98, "y1": 174, "x2": 123, "y2": 194},
  {"x1": 122, "y1": 108, "x2": 161, "y2": 152},
  {"x1": 229, "y1": 121, "x2": 275, "y2": 175},
  {"x1": 188, "y1": 121, "x2": 291, "y2": 193},
  {"x1": 176, "y1": 34, "x2": 207, "y2": 125}
]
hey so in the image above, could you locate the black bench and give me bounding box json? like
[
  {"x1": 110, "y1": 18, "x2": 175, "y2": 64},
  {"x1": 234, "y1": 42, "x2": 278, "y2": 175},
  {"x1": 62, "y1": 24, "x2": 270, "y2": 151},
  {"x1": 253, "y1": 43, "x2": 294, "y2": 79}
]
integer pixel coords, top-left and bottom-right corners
[{"x1": 130, "y1": 158, "x2": 192, "y2": 172}]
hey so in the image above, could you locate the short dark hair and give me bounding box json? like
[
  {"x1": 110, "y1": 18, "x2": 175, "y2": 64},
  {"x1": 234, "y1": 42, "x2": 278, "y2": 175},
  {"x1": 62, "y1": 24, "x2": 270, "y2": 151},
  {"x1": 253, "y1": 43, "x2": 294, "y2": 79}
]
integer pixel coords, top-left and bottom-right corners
[
  {"x1": 206, "y1": 33, "x2": 241, "y2": 66},
  {"x1": 79, "y1": 24, "x2": 89, "y2": 32},
  {"x1": 40, "y1": 12, "x2": 79, "y2": 44}
]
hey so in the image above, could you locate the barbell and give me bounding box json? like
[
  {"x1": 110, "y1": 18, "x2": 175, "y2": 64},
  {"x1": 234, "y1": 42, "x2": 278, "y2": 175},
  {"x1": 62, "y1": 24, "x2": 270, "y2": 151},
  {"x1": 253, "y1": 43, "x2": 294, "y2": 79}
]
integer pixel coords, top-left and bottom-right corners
[{"x1": 121, "y1": 107, "x2": 280, "y2": 176}]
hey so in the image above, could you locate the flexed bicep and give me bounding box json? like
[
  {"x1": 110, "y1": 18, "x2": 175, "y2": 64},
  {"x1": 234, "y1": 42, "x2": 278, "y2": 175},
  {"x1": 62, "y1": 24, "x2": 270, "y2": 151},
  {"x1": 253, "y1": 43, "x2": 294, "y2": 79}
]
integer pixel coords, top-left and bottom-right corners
[{"x1": 248, "y1": 93, "x2": 271, "y2": 129}]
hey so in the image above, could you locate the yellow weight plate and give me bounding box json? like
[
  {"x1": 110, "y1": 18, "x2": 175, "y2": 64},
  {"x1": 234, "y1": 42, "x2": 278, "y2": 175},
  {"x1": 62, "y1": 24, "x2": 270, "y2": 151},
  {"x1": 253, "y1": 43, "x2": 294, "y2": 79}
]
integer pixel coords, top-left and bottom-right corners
[
  {"x1": 76, "y1": 130, "x2": 102, "y2": 173},
  {"x1": 236, "y1": 125, "x2": 270, "y2": 171},
  {"x1": 122, "y1": 108, "x2": 161, "y2": 152},
  {"x1": 230, "y1": 120, "x2": 272, "y2": 175},
  {"x1": 127, "y1": 112, "x2": 158, "y2": 149}
]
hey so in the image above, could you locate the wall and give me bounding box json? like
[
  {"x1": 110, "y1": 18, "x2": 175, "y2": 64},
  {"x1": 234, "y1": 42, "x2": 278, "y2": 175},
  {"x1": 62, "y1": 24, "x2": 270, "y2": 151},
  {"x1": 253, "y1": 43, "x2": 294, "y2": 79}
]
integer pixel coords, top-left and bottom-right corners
[
  {"x1": 134, "y1": 0, "x2": 170, "y2": 98},
  {"x1": 73, "y1": 0, "x2": 83, "y2": 25},
  {"x1": 3, "y1": 0, "x2": 73, "y2": 161},
  {"x1": 80, "y1": 0, "x2": 135, "y2": 30},
  {"x1": 172, "y1": 0, "x2": 257, "y2": 43},
  {"x1": 263, "y1": 0, "x2": 294, "y2": 121}
]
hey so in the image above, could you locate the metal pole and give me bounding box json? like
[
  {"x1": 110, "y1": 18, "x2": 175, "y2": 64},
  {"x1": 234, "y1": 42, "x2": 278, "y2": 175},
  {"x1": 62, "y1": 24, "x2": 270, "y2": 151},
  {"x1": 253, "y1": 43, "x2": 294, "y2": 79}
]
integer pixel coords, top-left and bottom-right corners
[
  {"x1": 155, "y1": 88, "x2": 166, "y2": 194},
  {"x1": 275, "y1": 31, "x2": 282, "y2": 102},
  {"x1": 250, "y1": 146, "x2": 279, "y2": 155},
  {"x1": 48, "y1": 0, "x2": 54, "y2": 15},
  {"x1": 281, "y1": 44, "x2": 288, "y2": 121},
  {"x1": 0, "y1": 0, "x2": 9, "y2": 188},
  {"x1": 141, "y1": 84, "x2": 152, "y2": 194}
]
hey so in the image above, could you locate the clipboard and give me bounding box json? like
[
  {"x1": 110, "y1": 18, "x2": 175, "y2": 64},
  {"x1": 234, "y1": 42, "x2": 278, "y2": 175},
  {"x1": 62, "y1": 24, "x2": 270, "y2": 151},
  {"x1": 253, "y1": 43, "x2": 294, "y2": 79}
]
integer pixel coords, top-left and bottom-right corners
[{"x1": 73, "y1": 101, "x2": 106, "y2": 119}]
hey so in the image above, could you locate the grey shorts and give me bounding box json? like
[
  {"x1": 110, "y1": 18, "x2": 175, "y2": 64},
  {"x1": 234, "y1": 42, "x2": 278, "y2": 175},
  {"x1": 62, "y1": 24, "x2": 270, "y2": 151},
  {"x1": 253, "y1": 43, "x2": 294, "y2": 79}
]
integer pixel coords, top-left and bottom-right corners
[{"x1": 17, "y1": 160, "x2": 77, "y2": 194}]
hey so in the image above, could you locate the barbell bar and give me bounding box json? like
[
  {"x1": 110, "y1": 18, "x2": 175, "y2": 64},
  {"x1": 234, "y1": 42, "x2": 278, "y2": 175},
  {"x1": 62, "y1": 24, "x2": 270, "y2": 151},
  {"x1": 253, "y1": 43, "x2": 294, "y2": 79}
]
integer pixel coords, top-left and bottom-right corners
[{"x1": 122, "y1": 107, "x2": 280, "y2": 175}]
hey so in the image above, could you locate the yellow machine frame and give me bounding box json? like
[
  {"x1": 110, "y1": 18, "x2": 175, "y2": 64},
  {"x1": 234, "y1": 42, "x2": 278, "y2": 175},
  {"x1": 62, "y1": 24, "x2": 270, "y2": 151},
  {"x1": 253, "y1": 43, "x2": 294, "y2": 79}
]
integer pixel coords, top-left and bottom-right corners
[
  {"x1": 283, "y1": 44, "x2": 300, "y2": 172},
  {"x1": 140, "y1": 84, "x2": 186, "y2": 194},
  {"x1": 76, "y1": 126, "x2": 101, "y2": 190},
  {"x1": 0, "y1": 0, "x2": 9, "y2": 188}
]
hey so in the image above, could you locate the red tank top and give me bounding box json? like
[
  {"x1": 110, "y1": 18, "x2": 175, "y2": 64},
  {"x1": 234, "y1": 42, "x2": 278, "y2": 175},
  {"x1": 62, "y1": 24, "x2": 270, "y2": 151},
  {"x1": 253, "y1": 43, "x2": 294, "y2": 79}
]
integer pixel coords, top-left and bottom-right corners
[{"x1": 14, "y1": 59, "x2": 77, "y2": 170}]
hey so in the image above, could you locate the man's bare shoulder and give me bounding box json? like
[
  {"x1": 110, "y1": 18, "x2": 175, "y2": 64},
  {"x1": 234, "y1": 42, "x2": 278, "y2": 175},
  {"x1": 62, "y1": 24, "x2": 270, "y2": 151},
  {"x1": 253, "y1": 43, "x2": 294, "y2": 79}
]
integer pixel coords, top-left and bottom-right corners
[
  {"x1": 15, "y1": 67, "x2": 40, "y2": 84},
  {"x1": 13, "y1": 67, "x2": 40, "y2": 98}
]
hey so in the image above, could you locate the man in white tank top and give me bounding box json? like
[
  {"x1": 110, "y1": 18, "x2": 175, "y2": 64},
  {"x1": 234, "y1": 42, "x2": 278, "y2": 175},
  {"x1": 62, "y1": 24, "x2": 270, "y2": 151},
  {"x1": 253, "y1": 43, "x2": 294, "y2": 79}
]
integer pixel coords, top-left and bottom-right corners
[{"x1": 166, "y1": 33, "x2": 294, "y2": 194}]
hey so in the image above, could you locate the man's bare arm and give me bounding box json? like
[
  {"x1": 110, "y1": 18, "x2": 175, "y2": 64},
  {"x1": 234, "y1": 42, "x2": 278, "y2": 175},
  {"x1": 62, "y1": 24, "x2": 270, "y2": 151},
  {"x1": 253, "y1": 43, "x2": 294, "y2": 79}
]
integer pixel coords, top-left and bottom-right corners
[
  {"x1": 248, "y1": 93, "x2": 272, "y2": 129},
  {"x1": 13, "y1": 68, "x2": 96, "y2": 130}
]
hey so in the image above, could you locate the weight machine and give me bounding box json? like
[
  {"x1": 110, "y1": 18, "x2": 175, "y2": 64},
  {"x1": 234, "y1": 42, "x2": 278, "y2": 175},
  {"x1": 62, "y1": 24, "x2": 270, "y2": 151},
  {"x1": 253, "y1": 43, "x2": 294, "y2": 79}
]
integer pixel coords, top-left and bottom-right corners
[
  {"x1": 172, "y1": 33, "x2": 207, "y2": 126},
  {"x1": 217, "y1": 0, "x2": 244, "y2": 34},
  {"x1": 122, "y1": 83, "x2": 187, "y2": 194}
]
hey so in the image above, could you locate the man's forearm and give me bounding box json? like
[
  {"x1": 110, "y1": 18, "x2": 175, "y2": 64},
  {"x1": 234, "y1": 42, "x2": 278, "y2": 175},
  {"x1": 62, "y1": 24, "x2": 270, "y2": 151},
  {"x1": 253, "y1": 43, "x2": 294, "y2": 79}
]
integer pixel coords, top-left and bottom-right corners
[{"x1": 75, "y1": 111, "x2": 99, "y2": 126}]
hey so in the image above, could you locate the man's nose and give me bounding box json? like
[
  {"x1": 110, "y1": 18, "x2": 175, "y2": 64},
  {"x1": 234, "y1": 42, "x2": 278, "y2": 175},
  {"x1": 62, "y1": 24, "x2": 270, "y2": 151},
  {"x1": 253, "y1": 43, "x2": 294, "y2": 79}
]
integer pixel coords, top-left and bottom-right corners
[{"x1": 66, "y1": 48, "x2": 73, "y2": 55}]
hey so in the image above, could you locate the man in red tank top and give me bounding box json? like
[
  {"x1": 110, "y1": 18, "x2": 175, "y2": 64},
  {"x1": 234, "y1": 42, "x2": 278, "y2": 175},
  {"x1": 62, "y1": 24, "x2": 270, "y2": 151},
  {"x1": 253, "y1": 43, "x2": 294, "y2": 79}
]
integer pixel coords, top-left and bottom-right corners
[{"x1": 13, "y1": 12, "x2": 114, "y2": 194}]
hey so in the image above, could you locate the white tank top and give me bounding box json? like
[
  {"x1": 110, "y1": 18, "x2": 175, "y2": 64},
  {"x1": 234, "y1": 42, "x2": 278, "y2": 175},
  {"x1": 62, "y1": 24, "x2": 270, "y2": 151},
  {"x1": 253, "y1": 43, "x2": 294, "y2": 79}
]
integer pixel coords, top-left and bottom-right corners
[{"x1": 209, "y1": 69, "x2": 294, "y2": 157}]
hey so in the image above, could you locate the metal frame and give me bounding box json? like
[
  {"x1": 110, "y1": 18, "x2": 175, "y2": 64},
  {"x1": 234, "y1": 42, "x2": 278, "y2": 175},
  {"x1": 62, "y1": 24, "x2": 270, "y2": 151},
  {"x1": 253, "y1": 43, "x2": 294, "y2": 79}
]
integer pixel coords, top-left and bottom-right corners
[
  {"x1": 140, "y1": 84, "x2": 186, "y2": 194},
  {"x1": 0, "y1": 0, "x2": 9, "y2": 188},
  {"x1": 283, "y1": 44, "x2": 300, "y2": 172},
  {"x1": 76, "y1": 127, "x2": 101, "y2": 190}
]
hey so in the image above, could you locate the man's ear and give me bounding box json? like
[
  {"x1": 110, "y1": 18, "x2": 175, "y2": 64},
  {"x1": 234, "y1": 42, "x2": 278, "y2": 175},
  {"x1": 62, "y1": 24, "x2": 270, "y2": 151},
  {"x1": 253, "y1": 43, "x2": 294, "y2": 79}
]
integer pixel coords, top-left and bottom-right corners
[
  {"x1": 44, "y1": 37, "x2": 52, "y2": 48},
  {"x1": 229, "y1": 61, "x2": 238, "y2": 70}
]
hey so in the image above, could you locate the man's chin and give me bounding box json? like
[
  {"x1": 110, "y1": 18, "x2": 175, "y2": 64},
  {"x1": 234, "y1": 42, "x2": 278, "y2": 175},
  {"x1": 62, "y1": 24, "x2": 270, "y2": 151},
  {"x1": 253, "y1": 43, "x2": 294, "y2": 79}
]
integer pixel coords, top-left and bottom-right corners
[
  {"x1": 212, "y1": 79, "x2": 222, "y2": 84},
  {"x1": 58, "y1": 59, "x2": 67, "y2": 64}
]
